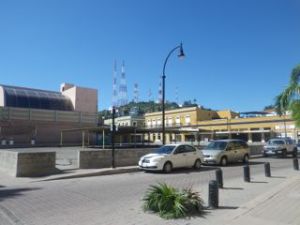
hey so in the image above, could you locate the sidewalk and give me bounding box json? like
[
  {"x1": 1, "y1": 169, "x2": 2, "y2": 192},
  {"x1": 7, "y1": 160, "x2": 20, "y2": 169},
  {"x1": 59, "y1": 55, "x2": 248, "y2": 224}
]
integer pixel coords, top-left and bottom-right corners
[
  {"x1": 41, "y1": 165, "x2": 140, "y2": 181},
  {"x1": 223, "y1": 174, "x2": 300, "y2": 225}
]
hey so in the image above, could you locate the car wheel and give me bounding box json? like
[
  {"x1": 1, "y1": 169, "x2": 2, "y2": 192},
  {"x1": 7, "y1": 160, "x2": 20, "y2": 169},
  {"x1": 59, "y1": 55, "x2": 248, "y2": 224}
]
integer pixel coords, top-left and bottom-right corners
[
  {"x1": 243, "y1": 154, "x2": 249, "y2": 164},
  {"x1": 220, "y1": 157, "x2": 227, "y2": 166},
  {"x1": 293, "y1": 148, "x2": 297, "y2": 158},
  {"x1": 263, "y1": 153, "x2": 268, "y2": 157},
  {"x1": 194, "y1": 159, "x2": 201, "y2": 170},
  {"x1": 163, "y1": 162, "x2": 173, "y2": 173},
  {"x1": 282, "y1": 149, "x2": 287, "y2": 158}
]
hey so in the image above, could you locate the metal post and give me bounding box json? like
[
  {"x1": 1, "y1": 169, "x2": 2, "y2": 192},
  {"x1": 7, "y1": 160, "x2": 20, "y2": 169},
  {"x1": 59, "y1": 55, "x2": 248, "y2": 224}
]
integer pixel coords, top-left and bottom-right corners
[
  {"x1": 60, "y1": 131, "x2": 63, "y2": 146},
  {"x1": 264, "y1": 162, "x2": 271, "y2": 177},
  {"x1": 243, "y1": 165, "x2": 250, "y2": 182},
  {"x1": 215, "y1": 169, "x2": 223, "y2": 188},
  {"x1": 111, "y1": 107, "x2": 116, "y2": 168},
  {"x1": 82, "y1": 131, "x2": 85, "y2": 148},
  {"x1": 161, "y1": 43, "x2": 185, "y2": 145},
  {"x1": 293, "y1": 158, "x2": 299, "y2": 170},
  {"x1": 134, "y1": 127, "x2": 137, "y2": 148},
  {"x1": 102, "y1": 129, "x2": 105, "y2": 149},
  {"x1": 208, "y1": 180, "x2": 219, "y2": 208}
]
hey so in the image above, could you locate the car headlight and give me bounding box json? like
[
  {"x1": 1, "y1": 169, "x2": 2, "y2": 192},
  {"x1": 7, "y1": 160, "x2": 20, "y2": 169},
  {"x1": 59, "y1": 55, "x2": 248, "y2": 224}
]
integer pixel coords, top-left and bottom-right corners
[{"x1": 152, "y1": 157, "x2": 163, "y2": 162}]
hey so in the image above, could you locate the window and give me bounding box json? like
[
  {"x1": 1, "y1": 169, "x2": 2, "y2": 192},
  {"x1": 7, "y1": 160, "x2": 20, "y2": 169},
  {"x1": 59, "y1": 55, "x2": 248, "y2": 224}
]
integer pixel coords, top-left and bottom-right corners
[
  {"x1": 185, "y1": 115, "x2": 191, "y2": 125},
  {"x1": 176, "y1": 116, "x2": 180, "y2": 125},
  {"x1": 184, "y1": 145, "x2": 196, "y2": 152},
  {"x1": 174, "y1": 146, "x2": 185, "y2": 154}
]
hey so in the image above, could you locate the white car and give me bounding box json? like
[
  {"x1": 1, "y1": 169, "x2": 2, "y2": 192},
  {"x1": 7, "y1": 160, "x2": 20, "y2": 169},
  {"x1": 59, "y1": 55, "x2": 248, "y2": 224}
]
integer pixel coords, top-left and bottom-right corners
[
  {"x1": 138, "y1": 144, "x2": 204, "y2": 173},
  {"x1": 263, "y1": 138, "x2": 297, "y2": 157}
]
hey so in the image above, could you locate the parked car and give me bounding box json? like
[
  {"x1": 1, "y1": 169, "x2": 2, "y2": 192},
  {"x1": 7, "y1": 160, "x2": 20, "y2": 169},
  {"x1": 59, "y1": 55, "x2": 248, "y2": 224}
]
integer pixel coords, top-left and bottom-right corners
[
  {"x1": 138, "y1": 144, "x2": 204, "y2": 173},
  {"x1": 263, "y1": 138, "x2": 297, "y2": 157},
  {"x1": 202, "y1": 139, "x2": 250, "y2": 166},
  {"x1": 297, "y1": 143, "x2": 300, "y2": 153}
]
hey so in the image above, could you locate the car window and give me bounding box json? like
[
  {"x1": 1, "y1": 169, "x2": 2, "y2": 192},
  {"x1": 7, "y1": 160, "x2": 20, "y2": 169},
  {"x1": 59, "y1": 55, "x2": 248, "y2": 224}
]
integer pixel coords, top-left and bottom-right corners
[
  {"x1": 174, "y1": 146, "x2": 185, "y2": 154},
  {"x1": 206, "y1": 141, "x2": 227, "y2": 150},
  {"x1": 226, "y1": 142, "x2": 235, "y2": 150},
  {"x1": 240, "y1": 141, "x2": 248, "y2": 148},
  {"x1": 184, "y1": 145, "x2": 196, "y2": 153}
]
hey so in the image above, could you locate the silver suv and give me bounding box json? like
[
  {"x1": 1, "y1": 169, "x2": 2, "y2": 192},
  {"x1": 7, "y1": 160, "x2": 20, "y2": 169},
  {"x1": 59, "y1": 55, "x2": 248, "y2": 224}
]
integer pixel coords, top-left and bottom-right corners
[
  {"x1": 202, "y1": 139, "x2": 250, "y2": 166},
  {"x1": 263, "y1": 138, "x2": 297, "y2": 158}
]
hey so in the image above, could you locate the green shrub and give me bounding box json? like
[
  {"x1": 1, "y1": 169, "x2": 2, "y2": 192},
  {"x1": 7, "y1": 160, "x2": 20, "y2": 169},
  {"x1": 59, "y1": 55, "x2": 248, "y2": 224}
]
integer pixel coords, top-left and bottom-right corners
[{"x1": 143, "y1": 183, "x2": 204, "y2": 219}]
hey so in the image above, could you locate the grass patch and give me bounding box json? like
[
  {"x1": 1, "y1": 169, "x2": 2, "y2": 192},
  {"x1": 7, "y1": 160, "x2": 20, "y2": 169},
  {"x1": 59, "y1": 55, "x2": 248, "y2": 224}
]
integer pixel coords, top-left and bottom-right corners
[{"x1": 143, "y1": 183, "x2": 204, "y2": 219}]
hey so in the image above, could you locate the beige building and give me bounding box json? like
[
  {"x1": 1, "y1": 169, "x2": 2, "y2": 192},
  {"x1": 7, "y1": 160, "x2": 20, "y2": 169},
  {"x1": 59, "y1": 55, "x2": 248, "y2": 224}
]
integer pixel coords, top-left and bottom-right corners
[
  {"x1": 0, "y1": 83, "x2": 98, "y2": 146},
  {"x1": 144, "y1": 107, "x2": 298, "y2": 144}
]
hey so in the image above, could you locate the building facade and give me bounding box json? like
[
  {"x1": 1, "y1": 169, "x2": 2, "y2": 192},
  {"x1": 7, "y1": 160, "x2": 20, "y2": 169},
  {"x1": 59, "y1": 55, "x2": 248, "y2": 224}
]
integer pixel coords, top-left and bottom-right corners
[
  {"x1": 0, "y1": 83, "x2": 98, "y2": 146},
  {"x1": 144, "y1": 107, "x2": 298, "y2": 144}
]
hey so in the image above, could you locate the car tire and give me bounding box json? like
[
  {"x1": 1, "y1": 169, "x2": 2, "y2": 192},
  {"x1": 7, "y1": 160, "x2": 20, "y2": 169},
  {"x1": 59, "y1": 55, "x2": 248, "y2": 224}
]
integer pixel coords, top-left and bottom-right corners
[
  {"x1": 263, "y1": 153, "x2": 268, "y2": 157},
  {"x1": 293, "y1": 148, "x2": 297, "y2": 158},
  {"x1": 163, "y1": 162, "x2": 173, "y2": 173},
  {"x1": 282, "y1": 149, "x2": 287, "y2": 158},
  {"x1": 194, "y1": 159, "x2": 202, "y2": 170},
  {"x1": 243, "y1": 154, "x2": 249, "y2": 164},
  {"x1": 220, "y1": 157, "x2": 228, "y2": 167}
]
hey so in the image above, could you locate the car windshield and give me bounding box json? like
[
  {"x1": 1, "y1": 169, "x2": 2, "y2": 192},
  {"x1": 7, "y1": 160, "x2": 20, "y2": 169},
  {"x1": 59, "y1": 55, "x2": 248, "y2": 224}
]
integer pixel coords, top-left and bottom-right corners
[
  {"x1": 268, "y1": 140, "x2": 285, "y2": 145},
  {"x1": 155, "y1": 145, "x2": 176, "y2": 154},
  {"x1": 206, "y1": 141, "x2": 227, "y2": 150}
]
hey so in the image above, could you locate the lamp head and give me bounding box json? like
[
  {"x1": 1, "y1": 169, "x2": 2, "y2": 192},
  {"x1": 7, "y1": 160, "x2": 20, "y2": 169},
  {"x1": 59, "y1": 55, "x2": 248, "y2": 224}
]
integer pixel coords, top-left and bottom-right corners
[{"x1": 178, "y1": 42, "x2": 185, "y2": 59}]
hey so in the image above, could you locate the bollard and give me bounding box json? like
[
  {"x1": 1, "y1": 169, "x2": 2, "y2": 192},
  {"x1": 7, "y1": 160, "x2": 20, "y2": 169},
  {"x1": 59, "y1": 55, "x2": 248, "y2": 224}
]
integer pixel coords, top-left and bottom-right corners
[
  {"x1": 208, "y1": 180, "x2": 219, "y2": 209},
  {"x1": 264, "y1": 162, "x2": 271, "y2": 177},
  {"x1": 293, "y1": 158, "x2": 299, "y2": 171},
  {"x1": 243, "y1": 165, "x2": 250, "y2": 182},
  {"x1": 215, "y1": 169, "x2": 223, "y2": 188}
]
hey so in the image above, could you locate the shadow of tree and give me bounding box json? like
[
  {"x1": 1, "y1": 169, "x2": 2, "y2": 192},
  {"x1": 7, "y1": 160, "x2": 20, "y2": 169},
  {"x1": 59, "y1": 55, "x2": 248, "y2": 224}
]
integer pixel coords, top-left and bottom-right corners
[{"x1": 0, "y1": 188, "x2": 40, "y2": 202}]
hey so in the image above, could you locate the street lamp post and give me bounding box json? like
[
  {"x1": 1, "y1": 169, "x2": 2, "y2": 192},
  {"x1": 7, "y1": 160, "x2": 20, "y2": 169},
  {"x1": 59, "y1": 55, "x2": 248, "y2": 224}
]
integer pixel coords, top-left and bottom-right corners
[
  {"x1": 162, "y1": 43, "x2": 185, "y2": 145},
  {"x1": 111, "y1": 107, "x2": 116, "y2": 168}
]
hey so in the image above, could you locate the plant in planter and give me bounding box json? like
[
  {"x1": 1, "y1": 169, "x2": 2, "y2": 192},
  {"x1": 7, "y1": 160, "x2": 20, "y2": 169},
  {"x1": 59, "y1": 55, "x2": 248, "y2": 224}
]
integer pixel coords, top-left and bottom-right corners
[{"x1": 143, "y1": 183, "x2": 204, "y2": 219}]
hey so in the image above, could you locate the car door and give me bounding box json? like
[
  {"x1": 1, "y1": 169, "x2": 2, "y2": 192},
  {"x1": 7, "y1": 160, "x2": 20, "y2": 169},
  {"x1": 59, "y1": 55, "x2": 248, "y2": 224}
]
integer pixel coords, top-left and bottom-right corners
[
  {"x1": 225, "y1": 142, "x2": 237, "y2": 162},
  {"x1": 234, "y1": 141, "x2": 244, "y2": 161},
  {"x1": 171, "y1": 146, "x2": 186, "y2": 168},
  {"x1": 183, "y1": 145, "x2": 197, "y2": 167}
]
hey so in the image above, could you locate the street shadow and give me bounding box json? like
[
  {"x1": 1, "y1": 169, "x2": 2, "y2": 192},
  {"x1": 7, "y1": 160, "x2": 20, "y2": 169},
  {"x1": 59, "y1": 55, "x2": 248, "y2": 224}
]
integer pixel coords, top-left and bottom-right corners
[
  {"x1": 204, "y1": 206, "x2": 238, "y2": 210},
  {"x1": 0, "y1": 188, "x2": 40, "y2": 202},
  {"x1": 217, "y1": 206, "x2": 239, "y2": 210},
  {"x1": 250, "y1": 181, "x2": 268, "y2": 184},
  {"x1": 270, "y1": 176, "x2": 286, "y2": 179},
  {"x1": 222, "y1": 187, "x2": 244, "y2": 190},
  {"x1": 148, "y1": 167, "x2": 218, "y2": 175},
  {"x1": 223, "y1": 161, "x2": 265, "y2": 168}
]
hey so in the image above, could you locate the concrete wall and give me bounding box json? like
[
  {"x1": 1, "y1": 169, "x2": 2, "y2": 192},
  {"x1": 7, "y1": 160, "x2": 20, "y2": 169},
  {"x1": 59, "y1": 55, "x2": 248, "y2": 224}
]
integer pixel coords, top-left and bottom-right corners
[
  {"x1": 0, "y1": 120, "x2": 97, "y2": 146},
  {"x1": 79, "y1": 148, "x2": 155, "y2": 169},
  {"x1": 0, "y1": 150, "x2": 56, "y2": 177},
  {"x1": 79, "y1": 145, "x2": 264, "y2": 169},
  {"x1": 62, "y1": 86, "x2": 98, "y2": 113}
]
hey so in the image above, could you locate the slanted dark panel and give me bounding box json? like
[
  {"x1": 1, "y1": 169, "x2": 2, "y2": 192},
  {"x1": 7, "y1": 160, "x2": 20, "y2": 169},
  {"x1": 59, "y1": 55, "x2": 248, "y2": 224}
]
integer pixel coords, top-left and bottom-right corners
[{"x1": 2, "y1": 85, "x2": 73, "y2": 111}]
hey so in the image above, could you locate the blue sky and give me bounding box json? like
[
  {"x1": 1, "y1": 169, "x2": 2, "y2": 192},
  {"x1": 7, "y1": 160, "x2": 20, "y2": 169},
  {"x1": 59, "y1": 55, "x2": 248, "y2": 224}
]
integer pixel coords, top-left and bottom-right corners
[{"x1": 0, "y1": 0, "x2": 300, "y2": 112}]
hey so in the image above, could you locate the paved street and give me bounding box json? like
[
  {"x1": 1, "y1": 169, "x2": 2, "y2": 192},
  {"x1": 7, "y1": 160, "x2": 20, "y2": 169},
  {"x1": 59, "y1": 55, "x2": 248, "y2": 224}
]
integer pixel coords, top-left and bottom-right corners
[{"x1": 0, "y1": 157, "x2": 299, "y2": 225}]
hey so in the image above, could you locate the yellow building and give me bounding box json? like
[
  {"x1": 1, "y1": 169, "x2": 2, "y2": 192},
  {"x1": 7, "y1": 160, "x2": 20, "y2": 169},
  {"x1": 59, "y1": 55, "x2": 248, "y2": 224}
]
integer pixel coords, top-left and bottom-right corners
[{"x1": 144, "y1": 107, "x2": 298, "y2": 144}]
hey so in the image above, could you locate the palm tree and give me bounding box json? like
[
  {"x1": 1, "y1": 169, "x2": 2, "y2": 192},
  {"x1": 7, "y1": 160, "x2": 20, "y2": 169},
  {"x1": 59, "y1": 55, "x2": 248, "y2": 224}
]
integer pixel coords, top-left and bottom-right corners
[{"x1": 275, "y1": 64, "x2": 300, "y2": 132}]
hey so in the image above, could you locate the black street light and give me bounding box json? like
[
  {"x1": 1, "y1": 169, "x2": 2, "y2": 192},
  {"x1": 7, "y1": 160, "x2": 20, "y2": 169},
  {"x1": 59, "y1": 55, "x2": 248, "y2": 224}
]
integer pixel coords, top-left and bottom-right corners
[
  {"x1": 111, "y1": 107, "x2": 116, "y2": 168},
  {"x1": 162, "y1": 43, "x2": 185, "y2": 145}
]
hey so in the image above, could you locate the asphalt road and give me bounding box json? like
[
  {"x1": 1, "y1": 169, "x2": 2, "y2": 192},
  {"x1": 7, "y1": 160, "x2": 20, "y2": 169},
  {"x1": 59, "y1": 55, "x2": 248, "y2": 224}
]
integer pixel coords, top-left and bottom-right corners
[{"x1": 0, "y1": 156, "x2": 298, "y2": 225}]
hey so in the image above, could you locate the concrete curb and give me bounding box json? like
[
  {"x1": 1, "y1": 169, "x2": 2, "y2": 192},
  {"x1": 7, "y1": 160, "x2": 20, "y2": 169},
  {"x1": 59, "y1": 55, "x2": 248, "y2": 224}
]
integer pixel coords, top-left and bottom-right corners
[
  {"x1": 223, "y1": 174, "x2": 300, "y2": 224},
  {"x1": 39, "y1": 167, "x2": 141, "y2": 181}
]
